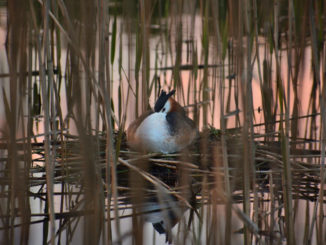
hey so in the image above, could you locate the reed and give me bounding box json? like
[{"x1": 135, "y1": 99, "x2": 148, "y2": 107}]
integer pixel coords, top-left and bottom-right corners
[{"x1": 0, "y1": 0, "x2": 326, "y2": 244}]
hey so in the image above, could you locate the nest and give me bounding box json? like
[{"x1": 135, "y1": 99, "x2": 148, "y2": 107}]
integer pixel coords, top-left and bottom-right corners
[
  {"x1": 16, "y1": 126, "x2": 322, "y2": 214},
  {"x1": 1, "y1": 126, "x2": 323, "y2": 241}
]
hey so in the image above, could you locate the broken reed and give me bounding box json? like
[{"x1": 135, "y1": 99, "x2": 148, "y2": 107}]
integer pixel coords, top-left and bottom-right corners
[{"x1": 1, "y1": 0, "x2": 326, "y2": 244}]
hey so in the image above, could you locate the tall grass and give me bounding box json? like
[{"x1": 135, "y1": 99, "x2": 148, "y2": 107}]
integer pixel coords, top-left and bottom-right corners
[{"x1": 0, "y1": 0, "x2": 326, "y2": 244}]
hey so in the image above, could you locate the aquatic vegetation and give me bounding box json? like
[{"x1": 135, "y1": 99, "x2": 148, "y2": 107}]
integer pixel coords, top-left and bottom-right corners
[{"x1": 1, "y1": 0, "x2": 326, "y2": 244}]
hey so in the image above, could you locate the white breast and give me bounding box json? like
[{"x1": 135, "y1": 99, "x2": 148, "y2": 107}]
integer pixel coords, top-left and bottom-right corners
[{"x1": 135, "y1": 113, "x2": 179, "y2": 153}]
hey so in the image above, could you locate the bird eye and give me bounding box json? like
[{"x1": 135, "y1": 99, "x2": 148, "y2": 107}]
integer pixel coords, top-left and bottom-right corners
[{"x1": 162, "y1": 108, "x2": 166, "y2": 112}]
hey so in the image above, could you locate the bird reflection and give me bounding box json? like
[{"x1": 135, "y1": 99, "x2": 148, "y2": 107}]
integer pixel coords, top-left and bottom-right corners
[{"x1": 121, "y1": 89, "x2": 199, "y2": 243}]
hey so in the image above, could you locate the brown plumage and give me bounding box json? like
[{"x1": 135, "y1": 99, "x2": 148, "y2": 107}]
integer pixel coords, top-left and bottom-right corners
[{"x1": 127, "y1": 90, "x2": 198, "y2": 153}]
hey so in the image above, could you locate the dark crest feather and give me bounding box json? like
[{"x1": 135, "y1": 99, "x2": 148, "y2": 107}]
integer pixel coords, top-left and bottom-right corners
[{"x1": 154, "y1": 90, "x2": 176, "y2": 112}]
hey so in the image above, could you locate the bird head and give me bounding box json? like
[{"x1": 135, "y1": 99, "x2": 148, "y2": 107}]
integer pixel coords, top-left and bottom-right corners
[
  {"x1": 154, "y1": 89, "x2": 186, "y2": 116},
  {"x1": 154, "y1": 90, "x2": 175, "y2": 114}
]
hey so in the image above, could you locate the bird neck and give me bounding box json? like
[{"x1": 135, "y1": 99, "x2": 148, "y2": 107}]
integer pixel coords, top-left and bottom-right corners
[{"x1": 168, "y1": 98, "x2": 185, "y2": 114}]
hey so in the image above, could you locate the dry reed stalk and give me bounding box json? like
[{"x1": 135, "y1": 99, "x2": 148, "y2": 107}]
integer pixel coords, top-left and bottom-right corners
[
  {"x1": 2, "y1": 0, "x2": 326, "y2": 244},
  {"x1": 28, "y1": 0, "x2": 56, "y2": 243},
  {"x1": 308, "y1": 1, "x2": 326, "y2": 244},
  {"x1": 44, "y1": 1, "x2": 57, "y2": 244},
  {"x1": 97, "y1": 0, "x2": 114, "y2": 244},
  {"x1": 4, "y1": 1, "x2": 30, "y2": 244}
]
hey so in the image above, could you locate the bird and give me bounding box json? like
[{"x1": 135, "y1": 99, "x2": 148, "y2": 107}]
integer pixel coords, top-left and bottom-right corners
[{"x1": 127, "y1": 90, "x2": 198, "y2": 153}]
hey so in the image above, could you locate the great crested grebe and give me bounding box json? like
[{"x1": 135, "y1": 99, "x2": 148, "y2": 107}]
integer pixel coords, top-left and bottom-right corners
[{"x1": 127, "y1": 90, "x2": 198, "y2": 153}]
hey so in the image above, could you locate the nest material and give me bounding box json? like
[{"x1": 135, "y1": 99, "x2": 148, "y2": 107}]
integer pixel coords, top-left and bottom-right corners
[
  {"x1": 24, "y1": 127, "x2": 324, "y2": 204},
  {"x1": 0, "y1": 126, "x2": 323, "y2": 241}
]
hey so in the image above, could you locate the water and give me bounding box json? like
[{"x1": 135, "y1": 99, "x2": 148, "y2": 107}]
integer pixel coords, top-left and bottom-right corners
[{"x1": 0, "y1": 2, "x2": 325, "y2": 245}]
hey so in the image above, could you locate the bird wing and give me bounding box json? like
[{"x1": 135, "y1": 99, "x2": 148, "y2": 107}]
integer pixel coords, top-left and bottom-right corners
[
  {"x1": 166, "y1": 111, "x2": 198, "y2": 146},
  {"x1": 127, "y1": 110, "x2": 154, "y2": 142},
  {"x1": 166, "y1": 111, "x2": 179, "y2": 135},
  {"x1": 166, "y1": 111, "x2": 196, "y2": 133}
]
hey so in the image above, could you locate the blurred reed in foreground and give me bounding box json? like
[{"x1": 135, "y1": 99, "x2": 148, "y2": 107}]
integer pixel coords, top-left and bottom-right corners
[{"x1": 0, "y1": 0, "x2": 325, "y2": 244}]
